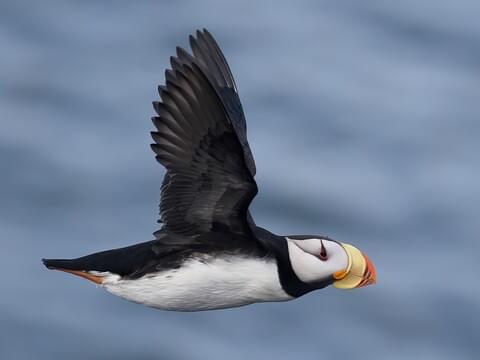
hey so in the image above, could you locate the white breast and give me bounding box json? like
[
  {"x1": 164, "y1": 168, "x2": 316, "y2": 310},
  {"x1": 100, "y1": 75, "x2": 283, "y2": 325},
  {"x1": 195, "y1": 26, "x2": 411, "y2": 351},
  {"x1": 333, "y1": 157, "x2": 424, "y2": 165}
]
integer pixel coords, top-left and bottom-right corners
[{"x1": 96, "y1": 256, "x2": 292, "y2": 311}]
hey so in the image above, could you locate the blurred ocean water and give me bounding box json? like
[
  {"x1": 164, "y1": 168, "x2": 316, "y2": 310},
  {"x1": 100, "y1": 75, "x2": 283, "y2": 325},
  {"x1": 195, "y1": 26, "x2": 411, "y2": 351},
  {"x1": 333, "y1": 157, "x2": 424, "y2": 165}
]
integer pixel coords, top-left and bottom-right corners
[{"x1": 1, "y1": 0, "x2": 479, "y2": 359}]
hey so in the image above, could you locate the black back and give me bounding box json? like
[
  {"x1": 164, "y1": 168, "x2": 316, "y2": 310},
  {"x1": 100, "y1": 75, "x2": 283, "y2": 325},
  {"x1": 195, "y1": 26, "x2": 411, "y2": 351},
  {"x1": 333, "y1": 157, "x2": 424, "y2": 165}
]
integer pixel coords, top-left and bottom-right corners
[{"x1": 43, "y1": 231, "x2": 267, "y2": 280}]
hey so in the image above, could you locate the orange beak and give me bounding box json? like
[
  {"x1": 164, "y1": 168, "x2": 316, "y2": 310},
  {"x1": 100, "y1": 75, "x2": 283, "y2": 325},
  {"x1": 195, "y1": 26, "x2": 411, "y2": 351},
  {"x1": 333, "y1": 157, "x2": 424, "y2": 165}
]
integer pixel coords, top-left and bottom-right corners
[
  {"x1": 356, "y1": 253, "x2": 377, "y2": 288},
  {"x1": 333, "y1": 243, "x2": 377, "y2": 289}
]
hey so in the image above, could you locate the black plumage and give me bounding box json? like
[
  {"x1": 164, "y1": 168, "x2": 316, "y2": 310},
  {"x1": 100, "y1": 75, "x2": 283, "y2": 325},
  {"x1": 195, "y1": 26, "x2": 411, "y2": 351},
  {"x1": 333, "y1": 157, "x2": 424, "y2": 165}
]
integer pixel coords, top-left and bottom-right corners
[
  {"x1": 42, "y1": 29, "x2": 333, "y2": 298},
  {"x1": 151, "y1": 29, "x2": 257, "y2": 238}
]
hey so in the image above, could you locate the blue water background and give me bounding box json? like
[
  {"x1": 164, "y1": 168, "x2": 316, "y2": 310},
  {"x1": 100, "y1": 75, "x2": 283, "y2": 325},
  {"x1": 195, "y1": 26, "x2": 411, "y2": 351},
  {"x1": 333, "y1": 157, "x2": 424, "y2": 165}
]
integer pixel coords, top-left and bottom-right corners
[{"x1": 1, "y1": 1, "x2": 479, "y2": 359}]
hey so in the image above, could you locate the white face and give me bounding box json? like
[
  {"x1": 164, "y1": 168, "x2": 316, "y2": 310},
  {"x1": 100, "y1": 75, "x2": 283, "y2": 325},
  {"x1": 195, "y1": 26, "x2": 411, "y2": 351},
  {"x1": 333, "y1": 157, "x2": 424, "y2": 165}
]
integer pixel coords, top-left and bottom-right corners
[{"x1": 286, "y1": 237, "x2": 349, "y2": 284}]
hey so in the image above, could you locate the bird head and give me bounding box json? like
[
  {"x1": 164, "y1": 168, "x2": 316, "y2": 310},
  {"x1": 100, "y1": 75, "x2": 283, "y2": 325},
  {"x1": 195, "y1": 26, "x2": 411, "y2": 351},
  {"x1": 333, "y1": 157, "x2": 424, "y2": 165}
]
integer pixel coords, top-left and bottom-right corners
[{"x1": 286, "y1": 236, "x2": 376, "y2": 289}]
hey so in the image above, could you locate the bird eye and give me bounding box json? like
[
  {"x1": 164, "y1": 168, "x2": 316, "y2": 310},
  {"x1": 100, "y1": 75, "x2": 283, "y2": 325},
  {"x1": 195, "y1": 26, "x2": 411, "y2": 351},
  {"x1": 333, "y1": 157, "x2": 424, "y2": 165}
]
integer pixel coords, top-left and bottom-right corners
[{"x1": 319, "y1": 240, "x2": 328, "y2": 261}]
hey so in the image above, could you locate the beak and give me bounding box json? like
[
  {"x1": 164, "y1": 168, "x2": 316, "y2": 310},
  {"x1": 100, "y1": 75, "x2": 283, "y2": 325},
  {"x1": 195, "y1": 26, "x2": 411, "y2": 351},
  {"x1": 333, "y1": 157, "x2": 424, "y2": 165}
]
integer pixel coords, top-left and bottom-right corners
[{"x1": 333, "y1": 243, "x2": 376, "y2": 289}]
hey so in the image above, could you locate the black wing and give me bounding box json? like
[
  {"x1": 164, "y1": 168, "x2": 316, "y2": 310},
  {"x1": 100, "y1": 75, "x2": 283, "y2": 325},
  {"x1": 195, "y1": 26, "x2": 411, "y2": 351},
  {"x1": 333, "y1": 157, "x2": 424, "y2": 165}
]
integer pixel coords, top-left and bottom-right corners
[{"x1": 151, "y1": 29, "x2": 257, "y2": 237}]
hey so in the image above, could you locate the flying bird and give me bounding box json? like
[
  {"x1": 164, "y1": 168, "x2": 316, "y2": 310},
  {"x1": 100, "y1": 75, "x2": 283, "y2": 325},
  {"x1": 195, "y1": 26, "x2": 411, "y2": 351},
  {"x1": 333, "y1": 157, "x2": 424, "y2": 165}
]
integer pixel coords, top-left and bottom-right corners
[{"x1": 43, "y1": 29, "x2": 376, "y2": 311}]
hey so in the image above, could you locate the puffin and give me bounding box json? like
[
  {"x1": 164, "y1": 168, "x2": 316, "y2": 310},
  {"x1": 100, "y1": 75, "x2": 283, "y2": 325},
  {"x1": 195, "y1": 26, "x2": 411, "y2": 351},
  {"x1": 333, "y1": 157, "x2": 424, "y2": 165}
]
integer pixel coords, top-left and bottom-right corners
[{"x1": 43, "y1": 29, "x2": 376, "y2": 311}]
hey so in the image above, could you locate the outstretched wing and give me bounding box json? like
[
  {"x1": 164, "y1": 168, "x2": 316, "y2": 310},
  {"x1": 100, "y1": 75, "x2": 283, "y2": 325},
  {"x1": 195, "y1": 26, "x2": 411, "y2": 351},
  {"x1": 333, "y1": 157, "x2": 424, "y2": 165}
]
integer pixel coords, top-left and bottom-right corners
[
  {"x1": 189, "y1": 29, "x2": 256, "y2": 176},
  {"x1": 151, "y1": 29, "x2": 257, "y2": 237}
]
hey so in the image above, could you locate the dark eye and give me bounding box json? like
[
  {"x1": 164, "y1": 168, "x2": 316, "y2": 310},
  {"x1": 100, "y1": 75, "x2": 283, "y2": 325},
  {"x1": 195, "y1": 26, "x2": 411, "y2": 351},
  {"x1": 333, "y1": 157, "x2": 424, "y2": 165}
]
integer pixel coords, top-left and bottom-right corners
[{"x1": 319, "y1": 240, "x2": 328, "y2": 261}]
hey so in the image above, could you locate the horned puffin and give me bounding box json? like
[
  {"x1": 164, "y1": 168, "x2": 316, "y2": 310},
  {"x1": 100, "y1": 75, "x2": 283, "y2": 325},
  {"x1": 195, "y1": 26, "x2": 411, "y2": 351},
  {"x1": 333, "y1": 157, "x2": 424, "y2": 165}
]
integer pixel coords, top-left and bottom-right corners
[{"x1": 43, "y1": 29, "x2": 376, "y2": 311}]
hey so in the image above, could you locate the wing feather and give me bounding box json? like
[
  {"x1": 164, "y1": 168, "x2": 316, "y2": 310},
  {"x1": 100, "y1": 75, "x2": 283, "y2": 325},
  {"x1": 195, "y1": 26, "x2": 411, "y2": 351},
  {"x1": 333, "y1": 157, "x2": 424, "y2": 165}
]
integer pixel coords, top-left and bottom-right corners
[{"x1": 151, "y1": 30, "x2": 258, "y2": 237}]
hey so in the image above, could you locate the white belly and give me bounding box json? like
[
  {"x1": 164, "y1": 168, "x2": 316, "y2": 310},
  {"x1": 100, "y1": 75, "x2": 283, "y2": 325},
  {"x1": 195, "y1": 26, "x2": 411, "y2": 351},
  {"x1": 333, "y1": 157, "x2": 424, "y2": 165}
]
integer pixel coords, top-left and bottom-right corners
[{"x1": 97, "y1": 256, "x2": 292, "y2": 311}]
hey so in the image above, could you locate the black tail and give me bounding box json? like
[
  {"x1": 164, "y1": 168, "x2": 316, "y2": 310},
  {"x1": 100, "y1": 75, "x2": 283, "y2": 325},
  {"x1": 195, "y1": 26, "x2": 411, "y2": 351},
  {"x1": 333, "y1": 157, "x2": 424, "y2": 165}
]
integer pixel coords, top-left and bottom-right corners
[
  {"x1": 42, "y1": 258, "x2": 78, "y2": 270},
  {"x1": 42, "y1": 257, "x2": 107, "y2": 284},
  {"x1": 41, "y1": 239, "x2": 159, "y2": 277}
]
